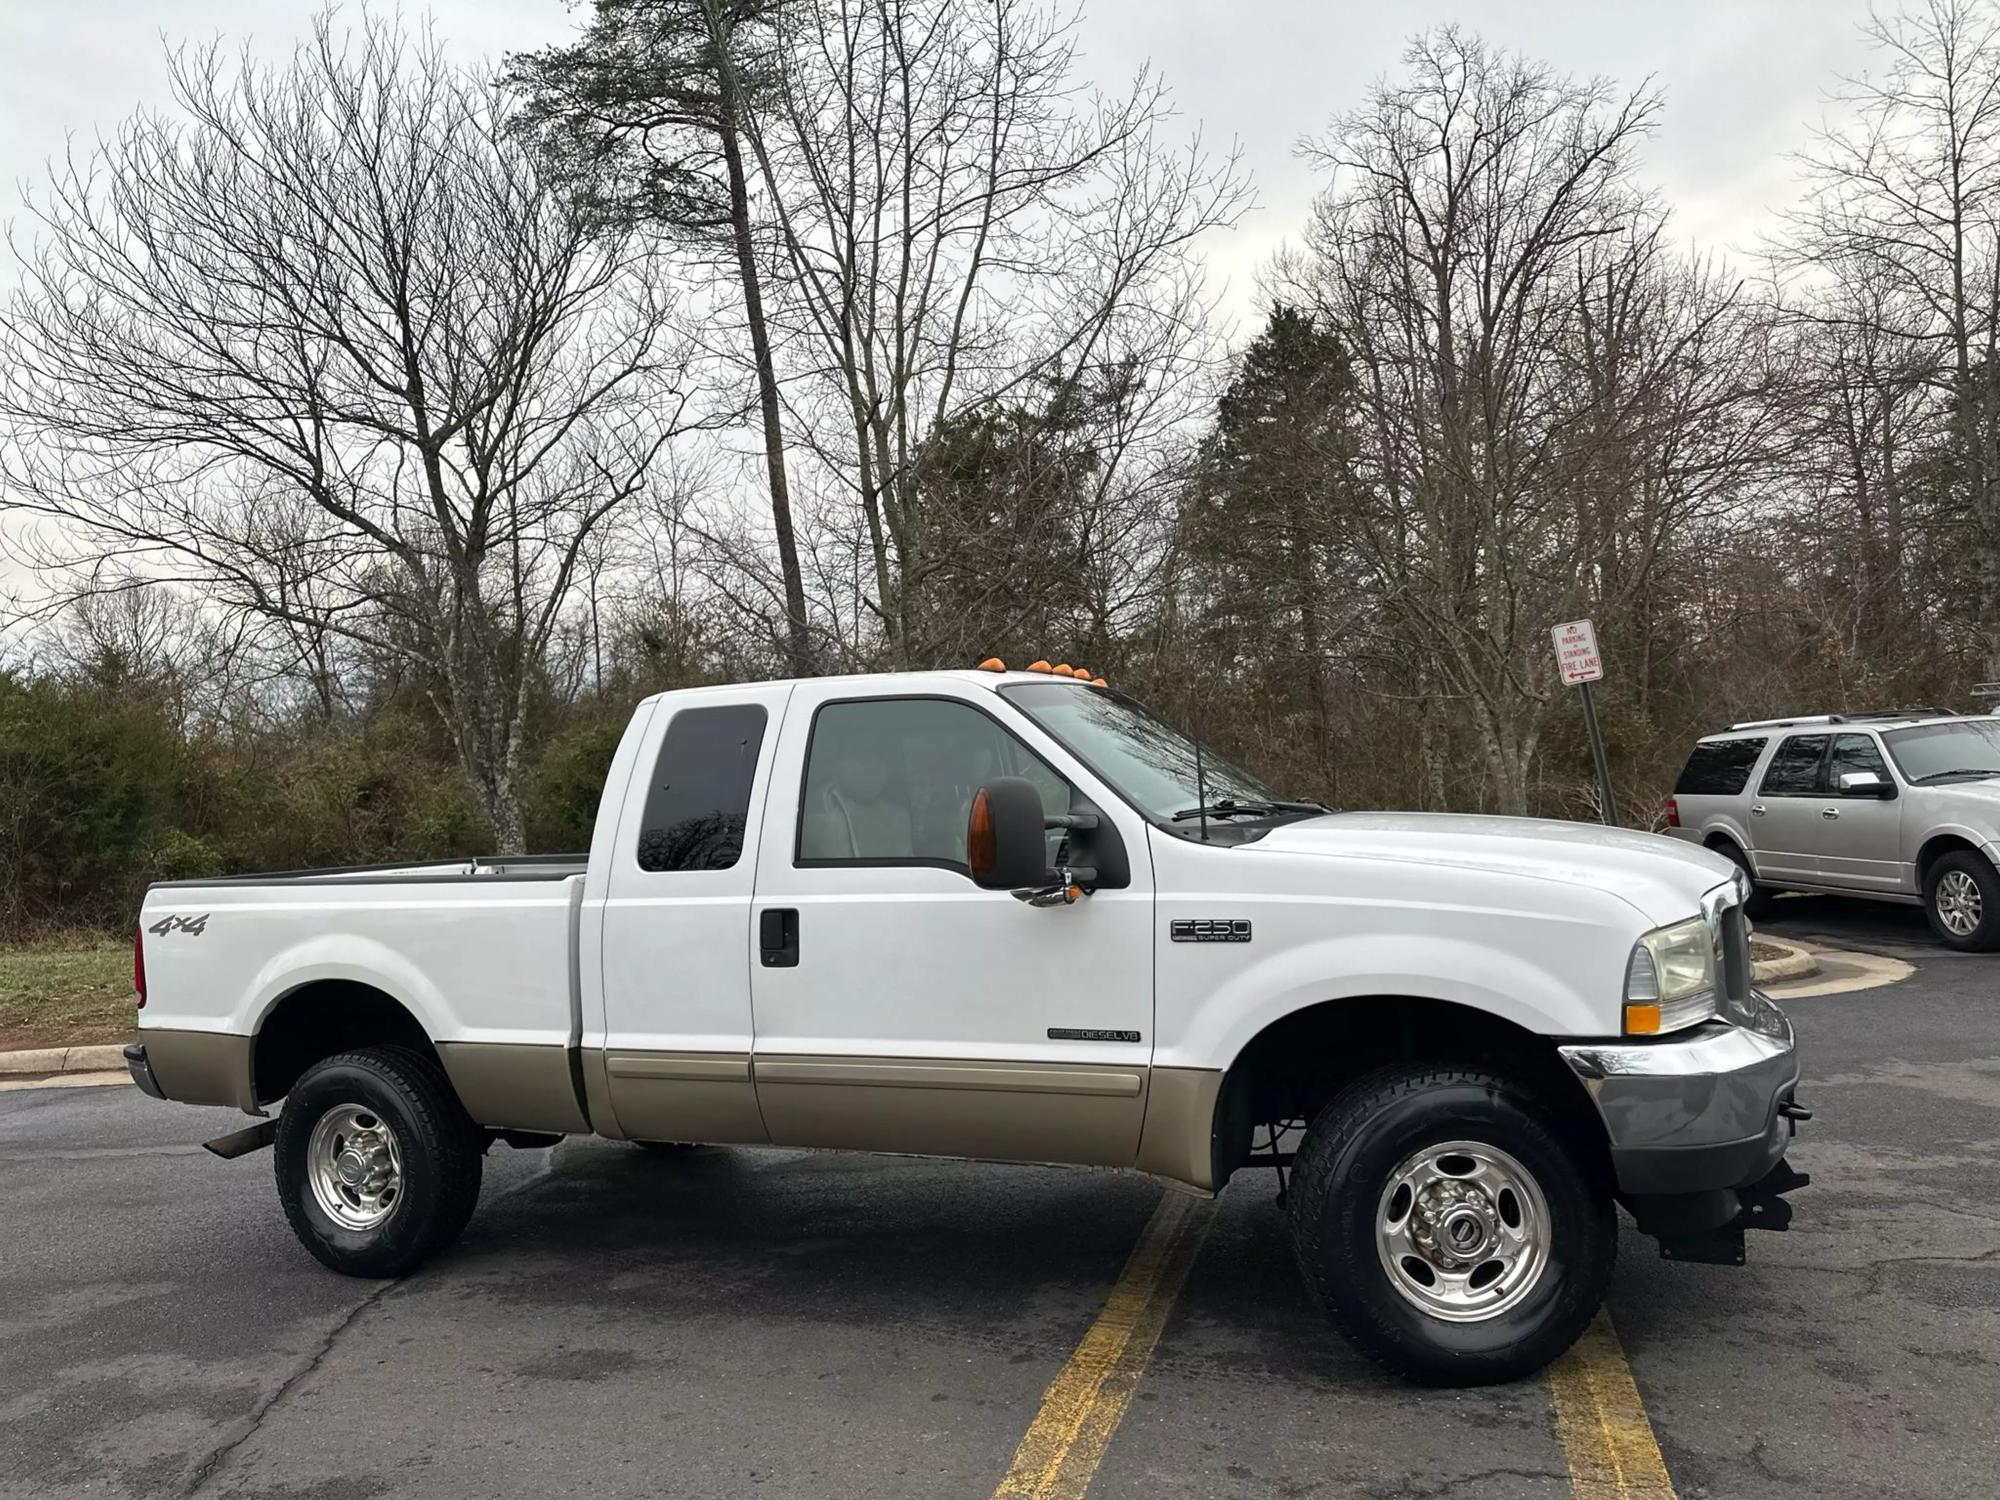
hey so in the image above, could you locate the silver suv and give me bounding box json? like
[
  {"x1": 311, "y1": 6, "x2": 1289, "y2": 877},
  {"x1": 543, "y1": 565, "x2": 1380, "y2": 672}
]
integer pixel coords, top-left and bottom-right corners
[{"x1": 1667, "y1": 709, "x2": 2000, "y2": 950}]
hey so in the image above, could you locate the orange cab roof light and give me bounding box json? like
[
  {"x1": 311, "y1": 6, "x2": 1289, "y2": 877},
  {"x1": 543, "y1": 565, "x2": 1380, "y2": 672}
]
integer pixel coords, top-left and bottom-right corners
[
  {"x1": 1026, "y1": 660, "x2": 1053, "y2": 673},
  {"x1": 977, "y1": 657, "x2": 1007, "y2": 672},
  {"x1": 1052, "y1": 663, "x2": 1075, "y2": 676},
  {"x1": 1092, "y1": 677, "x2": 1108, "y2": 687}
]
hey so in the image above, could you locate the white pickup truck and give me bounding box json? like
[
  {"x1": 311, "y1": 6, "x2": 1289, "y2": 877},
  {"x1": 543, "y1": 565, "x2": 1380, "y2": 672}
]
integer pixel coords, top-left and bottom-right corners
[{"x1": 126, "y1": 666, "x2": 1808, "y2": 1385}]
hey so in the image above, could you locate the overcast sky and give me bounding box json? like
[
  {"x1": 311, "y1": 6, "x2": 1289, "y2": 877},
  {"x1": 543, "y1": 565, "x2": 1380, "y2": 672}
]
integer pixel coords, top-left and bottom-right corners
[{"x1": 1, "y1": 0, "x2": 1878, "y2": 330}]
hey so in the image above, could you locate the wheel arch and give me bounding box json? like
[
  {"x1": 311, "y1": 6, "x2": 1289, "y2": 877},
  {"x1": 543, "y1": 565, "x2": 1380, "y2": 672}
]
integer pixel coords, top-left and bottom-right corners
[
  {"x1": 252, "y1": 979, "x2": 440, "y2": 1106},
  {"x1": 1915, "y1": 830, "x2": 1989, "y2": 887},
  {"x1": 1197, "y1": 994, "x2": 1607, "y2": 1192}
]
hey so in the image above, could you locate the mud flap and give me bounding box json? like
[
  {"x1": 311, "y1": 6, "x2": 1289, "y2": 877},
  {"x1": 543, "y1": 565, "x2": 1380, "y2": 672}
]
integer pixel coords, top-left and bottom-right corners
[{"x1": 1656, "y1": 1158, "x2": 1810, "y2": 1266}]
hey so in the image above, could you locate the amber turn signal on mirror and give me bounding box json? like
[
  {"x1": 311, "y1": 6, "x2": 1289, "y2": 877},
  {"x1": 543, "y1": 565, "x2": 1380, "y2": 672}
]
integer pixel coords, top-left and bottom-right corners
[{"x1": 967, "y1": 787, "x2": 996, "y2": 879}]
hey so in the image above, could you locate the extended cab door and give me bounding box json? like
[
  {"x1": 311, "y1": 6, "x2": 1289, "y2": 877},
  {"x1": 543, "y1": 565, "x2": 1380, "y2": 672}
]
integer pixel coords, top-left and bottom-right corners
[
  {"x1": 591, "y1": 684, "x2": 794, "y2": 1143},
  {"x1": 747, "y1": 682, "x2": 1155, "y2": 1167}
]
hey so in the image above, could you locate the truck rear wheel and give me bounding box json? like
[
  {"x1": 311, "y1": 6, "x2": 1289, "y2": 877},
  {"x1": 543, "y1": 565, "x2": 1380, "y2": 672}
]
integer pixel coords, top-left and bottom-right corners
[
  {"x1": 1287, "y1": 1064, "x2": 1614, "y2": 1387},
  {"x1": 275, "y1": 1045, "x2": 484, "y2": 1278}
]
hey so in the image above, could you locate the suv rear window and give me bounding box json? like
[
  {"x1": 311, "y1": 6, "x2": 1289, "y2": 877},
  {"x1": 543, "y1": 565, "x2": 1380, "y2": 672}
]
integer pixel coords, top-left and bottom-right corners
[{"x1": 1674, "y1": 738, "x2": 1767, "y2": 796}]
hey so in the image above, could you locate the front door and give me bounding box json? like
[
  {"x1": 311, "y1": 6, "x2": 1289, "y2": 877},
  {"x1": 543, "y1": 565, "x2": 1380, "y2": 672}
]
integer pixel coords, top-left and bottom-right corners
[
  {"x1": 748, "y1": 684, "x2": 1155, "y2": 1167},
  {"x1": 1804, "y1": 733, "x2": 1907, "y2": 892},
  {"x1": 1747, "y1": 733, "x2": 1831, "y2": 883}
]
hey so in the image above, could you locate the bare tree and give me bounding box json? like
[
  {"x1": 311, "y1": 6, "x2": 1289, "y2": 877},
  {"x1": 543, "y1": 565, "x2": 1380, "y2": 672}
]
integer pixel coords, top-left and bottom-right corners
[
  {"x1": 1289, "y1": 30, "x2": 1670, "y2": 812},
  {"x1": 743, "y1": 0, "x2": 1248, "y2": 665},
  {"x1": 507, "y1": 0, "x2": 817, "y2": 675},
  {"x1": 1782, "y1": 0, "x2": 2000, "y2": 673},
  {"x1": 0, "y1": 14, "x2": 718, "y2": 851}
]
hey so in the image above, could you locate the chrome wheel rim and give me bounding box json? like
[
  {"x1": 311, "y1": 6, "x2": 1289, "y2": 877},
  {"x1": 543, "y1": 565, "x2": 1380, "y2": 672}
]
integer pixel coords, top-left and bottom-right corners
[
  {"x1": 1937, "y1": 870, "x2": 1982, "y2": 937},
  {"x1": 1376, "y1": 1139, "x2": 1552, "y2": 1323},
  {"x1": 307, "y1": 1104, "x2": 404, "y2": 1230}
]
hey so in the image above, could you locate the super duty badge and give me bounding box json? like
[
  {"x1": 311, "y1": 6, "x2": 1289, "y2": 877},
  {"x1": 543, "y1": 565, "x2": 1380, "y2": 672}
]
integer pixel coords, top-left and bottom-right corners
[{"x1": 1171, "y1": 918, "x2": 1251, "y2": 943}]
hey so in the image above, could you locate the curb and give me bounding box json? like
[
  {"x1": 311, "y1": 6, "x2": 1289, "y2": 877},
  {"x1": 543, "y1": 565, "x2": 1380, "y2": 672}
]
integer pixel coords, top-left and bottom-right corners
[
  {"x1": 0, "y1": 1043, "x2": 128, "y2": 1078},
  {"x1": 1750, "y1": 938, "x2": 1819, "y2": 985},
  {"x1": 1763, "y1": 944, "x2": 1915, "y2": 999}
]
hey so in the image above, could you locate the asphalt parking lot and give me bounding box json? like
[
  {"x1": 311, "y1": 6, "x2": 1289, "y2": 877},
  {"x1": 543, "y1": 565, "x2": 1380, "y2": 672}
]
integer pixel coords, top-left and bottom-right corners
[{"x1": 2, "y1": 894, "x2": 1996, "y2": 1500}]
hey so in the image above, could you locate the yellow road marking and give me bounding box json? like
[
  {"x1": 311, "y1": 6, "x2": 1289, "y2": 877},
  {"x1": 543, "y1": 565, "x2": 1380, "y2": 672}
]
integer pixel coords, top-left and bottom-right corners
[
  {"x1": 1548, "y1": 1309, "x2": 1677, "y2": 1499},
  {"x1": 993, "y1": 1190, "x2": 1216, "y2": 1500}
]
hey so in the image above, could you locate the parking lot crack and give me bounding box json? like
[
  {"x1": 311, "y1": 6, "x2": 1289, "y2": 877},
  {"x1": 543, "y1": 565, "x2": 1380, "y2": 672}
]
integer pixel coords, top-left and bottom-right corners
[{"x1": 179, "y1": 1281, "x2": 393, "y2": 1497}]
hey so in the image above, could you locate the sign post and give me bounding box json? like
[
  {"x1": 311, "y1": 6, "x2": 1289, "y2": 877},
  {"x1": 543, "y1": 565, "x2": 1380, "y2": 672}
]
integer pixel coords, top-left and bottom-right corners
[{"x1": 1550, "y1": 619, "x2": 1618, "y2": 826}]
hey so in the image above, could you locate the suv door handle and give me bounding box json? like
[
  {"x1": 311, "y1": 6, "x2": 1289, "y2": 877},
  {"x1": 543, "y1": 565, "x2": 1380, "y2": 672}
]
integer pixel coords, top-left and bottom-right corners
[
  {"x1": 1750, "y1": 804, "x2": 1767, "y2": 817},
  {"x1": 759, "y1": 908, "x2": 799, "y2": 967},
  {"x1": 1821, "y1": 807, "x2": 1840, "y2": 820}
]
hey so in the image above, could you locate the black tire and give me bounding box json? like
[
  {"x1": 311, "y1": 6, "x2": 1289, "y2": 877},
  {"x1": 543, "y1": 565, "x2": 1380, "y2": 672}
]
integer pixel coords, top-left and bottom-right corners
[
  {"x1": 1711, "y1": 840, "x2": 1777, "y2": 919},
  {"x1": 1924, "y1": 850, "x2": 2000, "y2": 951},
  {"x1": 275, "y1": 1045, "x2": 484, "y2": 1278},
  {"x1": 1287, "y1": 1064, "x2": 1615, "y2": 1387}
]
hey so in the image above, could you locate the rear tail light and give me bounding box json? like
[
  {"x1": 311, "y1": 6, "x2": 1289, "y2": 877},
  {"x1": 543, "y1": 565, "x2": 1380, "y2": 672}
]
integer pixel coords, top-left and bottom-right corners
[
  {"x1": 133, "y1": 924, "x2": 147, "y2": 1010},
  {"x1": 1665, "y1": 796, "x2": 1681, "y2": 828}
]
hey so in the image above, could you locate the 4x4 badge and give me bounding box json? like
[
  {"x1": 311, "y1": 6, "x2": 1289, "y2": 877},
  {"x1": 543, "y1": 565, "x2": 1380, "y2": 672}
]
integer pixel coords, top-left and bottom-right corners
[{"x1": 1171, "y1": 919, "x2": 1251, "y2": 943}]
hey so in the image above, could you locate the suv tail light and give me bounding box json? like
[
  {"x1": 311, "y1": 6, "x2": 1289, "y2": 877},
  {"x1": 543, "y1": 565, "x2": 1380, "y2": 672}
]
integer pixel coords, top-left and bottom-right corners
[
  {"x1": 1665, "y1": 796, "x2": 1681, "y2": 828},
  {"x1": 133, "y1": 924, "x2": 147, "y2": 1010}
]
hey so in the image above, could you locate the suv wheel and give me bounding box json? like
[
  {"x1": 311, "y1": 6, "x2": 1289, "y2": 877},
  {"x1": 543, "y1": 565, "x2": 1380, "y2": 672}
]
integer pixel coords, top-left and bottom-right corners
[
  {"x1": 275, "y1": 1046, "x2": 484, "y2": 1277},
  {"x1": 1925, "y1": 851, "x2": 2000, "y2": 952},
  {"x1": 1286, "y1": 1064, "x2": 1615, "y2": 1387}
]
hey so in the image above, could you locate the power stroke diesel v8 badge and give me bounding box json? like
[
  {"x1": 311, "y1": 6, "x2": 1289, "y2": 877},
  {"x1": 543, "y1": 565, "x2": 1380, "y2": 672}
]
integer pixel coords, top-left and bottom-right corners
[{"x1": 1170, "y1": 919, "x2": 1251, "y2": 943}]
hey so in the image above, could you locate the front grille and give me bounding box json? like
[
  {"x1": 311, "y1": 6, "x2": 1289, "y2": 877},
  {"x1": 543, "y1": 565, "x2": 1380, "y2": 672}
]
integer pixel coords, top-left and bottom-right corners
[
  {"x1": 1720, "y1": 904, "x2": 1752, "y2": 1003},
  {"x1": 1700, "y1": 880, "x2": 1753, "y2": 1014}
]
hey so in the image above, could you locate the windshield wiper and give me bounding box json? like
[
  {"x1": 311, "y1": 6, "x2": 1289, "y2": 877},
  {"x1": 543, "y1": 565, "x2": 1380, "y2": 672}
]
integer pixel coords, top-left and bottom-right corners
[
  {"x1": 1915, "y1": 768, "x2": 2000, "y2": 782},
  {"x1": 1170, "y1": 798, "x2": 1330, "y2": 822}
]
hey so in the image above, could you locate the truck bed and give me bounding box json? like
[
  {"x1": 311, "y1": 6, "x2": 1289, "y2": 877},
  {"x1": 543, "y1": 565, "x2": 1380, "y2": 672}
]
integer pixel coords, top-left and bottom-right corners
[{"x1": 138, "y1": 856, "x2": 586, "y2": 1046}]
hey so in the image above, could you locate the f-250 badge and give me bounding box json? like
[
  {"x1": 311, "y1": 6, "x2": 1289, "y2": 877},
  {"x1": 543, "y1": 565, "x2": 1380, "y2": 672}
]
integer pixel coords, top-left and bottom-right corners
[
  {"x1": 148, "y1": 913, "x2": 210, "y2": 936},
  {"x1": 1170, "y1": 918, "x2": 1251, "y2": 943}
]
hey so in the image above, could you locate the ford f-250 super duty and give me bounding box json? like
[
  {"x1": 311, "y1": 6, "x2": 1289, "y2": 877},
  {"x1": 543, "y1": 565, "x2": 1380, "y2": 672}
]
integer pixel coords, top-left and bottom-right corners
[{"x1": 125, "y1": 664, "x2": 1809, "y2": 1385}]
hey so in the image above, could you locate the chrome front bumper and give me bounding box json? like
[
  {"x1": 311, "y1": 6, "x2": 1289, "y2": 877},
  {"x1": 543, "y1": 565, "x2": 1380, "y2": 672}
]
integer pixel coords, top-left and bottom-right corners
[{"x1": 1558, "y1": 991, "x2": 1801, "y2": 1197}]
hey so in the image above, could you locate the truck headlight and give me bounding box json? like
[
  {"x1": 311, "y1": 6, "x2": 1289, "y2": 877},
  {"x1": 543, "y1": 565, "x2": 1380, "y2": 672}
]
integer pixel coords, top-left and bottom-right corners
[{"x1": 1623, "y1": 916, "x2": 1719, "y2": 1035}]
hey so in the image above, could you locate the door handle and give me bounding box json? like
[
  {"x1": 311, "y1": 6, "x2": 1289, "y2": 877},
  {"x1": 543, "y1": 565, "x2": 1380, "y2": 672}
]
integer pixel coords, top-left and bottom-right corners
[
  {"x1": 759, "y1": 908, "x2": 799, "y2": 968},
  {"x1": 1750, "y1": 804, "x2": 1766, "y2": 817},
  {"x1": 1822, "y1": 807, "x2": 1840, "y2": 820}
]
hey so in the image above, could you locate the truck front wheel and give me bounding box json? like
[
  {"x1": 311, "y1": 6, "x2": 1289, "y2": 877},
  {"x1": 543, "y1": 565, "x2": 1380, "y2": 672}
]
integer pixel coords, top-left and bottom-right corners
[
  {"x1": 275, "y1": 1046, "x2": 484, "y2": 1278},
  {"x1": 1287, "y1": 1064, "x2": 1614, "y2": 1387}
]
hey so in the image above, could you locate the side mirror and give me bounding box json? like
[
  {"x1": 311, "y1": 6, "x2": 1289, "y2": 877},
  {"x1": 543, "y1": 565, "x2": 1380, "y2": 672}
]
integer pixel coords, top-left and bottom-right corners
[
  {"x1": 1838, "y1": 770, "x2": 1891, "y2": 797},
  {"x1": 968, "y1": 777, "x2": 1054, "y2": 889}
]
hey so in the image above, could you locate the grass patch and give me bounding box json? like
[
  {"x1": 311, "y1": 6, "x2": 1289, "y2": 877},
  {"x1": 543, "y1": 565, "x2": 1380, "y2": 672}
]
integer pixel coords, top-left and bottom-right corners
[{"x1": 0, "y1": 935, "x2": 136, "y2": 1050}]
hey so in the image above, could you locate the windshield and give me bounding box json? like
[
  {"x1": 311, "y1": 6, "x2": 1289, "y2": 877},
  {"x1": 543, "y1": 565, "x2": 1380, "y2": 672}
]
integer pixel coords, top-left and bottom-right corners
[
  {"x1": 1000, "y1": 681, "x2": 1313, "y2": 832},
  {"x1": 1883, "y1": 720, "x2": 2000, "y2": 782}
]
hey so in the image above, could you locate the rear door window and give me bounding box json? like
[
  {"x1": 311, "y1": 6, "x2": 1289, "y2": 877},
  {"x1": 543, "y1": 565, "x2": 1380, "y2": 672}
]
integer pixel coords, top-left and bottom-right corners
[
  {"x1": 1758, "y1": 735, "x2": 1831, "y2": 796},
  {"x1": 634, "y1": 704, "x2": 769, "y2": 871},
  {"x1": 1674, "y1": 738, "x2": 1767, "y2": 796}
]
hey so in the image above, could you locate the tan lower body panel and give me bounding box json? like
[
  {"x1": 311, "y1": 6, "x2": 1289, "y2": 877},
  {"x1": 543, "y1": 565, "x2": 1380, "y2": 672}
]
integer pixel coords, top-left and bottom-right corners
[
  {"x1": 437, "y1": 1041, "x2": 590, "y2": 1134},
  {"x1": 600, "y1": 1050, "x2": 768, "y2": 1145},
  {"x1": 753, "y1": 1055, "x2": 1148, "y2": 1168},
  {"x1": 1134, "y1": 1066, "x2": 1224, "y2": 1191},
  {"x1": 141, "y1": 1028, "x2": 258, "y2": 1113}
]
